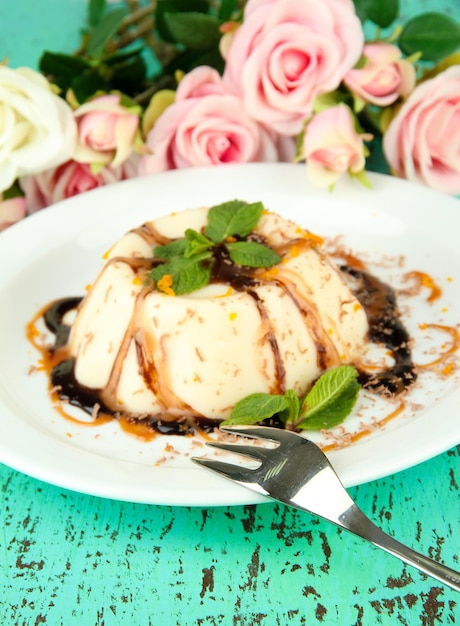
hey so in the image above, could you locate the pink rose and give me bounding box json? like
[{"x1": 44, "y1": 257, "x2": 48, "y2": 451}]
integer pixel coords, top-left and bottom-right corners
[
  {"x1": 0, "y1": 196, "x2": 27, "y2": 231},
  {"x1": 20, "y1": 157, "x2": 138, "y2": 212},
  {"x1": 302, "y1": 104, "x2": 372, "y2": 188},
  {"x1": 176, "y1": 66, "x2": 229, "y2": 99},
  {"x1": 222, "y1": 0, "x2": 364, "y2": 136},
  {"x1": 344, "y1": 43, "x2": 416, "y2": 108},
  {"x1": 73, "y1": 94, "x2": 141, "y2": 167},
  {"x1": 383, "y1": 66, "x2": 460, "y2": 194},
  {"x1": 139, "y1": 67, "x2": 295, "y2": 175}
]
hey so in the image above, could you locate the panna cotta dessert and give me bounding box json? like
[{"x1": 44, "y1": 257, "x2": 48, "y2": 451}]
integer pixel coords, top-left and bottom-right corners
[{"x1": 38, "y1": 200, "x2": 415, "y2": 434}]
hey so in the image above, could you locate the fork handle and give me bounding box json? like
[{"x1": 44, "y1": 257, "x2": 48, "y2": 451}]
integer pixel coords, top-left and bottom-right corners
[{"x1": 341, "y1": 505, "x2": 460, "y2": 592}]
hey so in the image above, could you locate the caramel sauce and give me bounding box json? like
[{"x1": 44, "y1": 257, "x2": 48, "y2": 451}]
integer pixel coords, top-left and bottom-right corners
[
  {"x1": 416, "y1": 323, "x2": 459, "y2": 369},
  {"x1": 402, "y1": 270, "x2": 442, "y2": 303},
  {"x1": 332, "y1": 249, "x2": 367, "y2": 271},
  {"x1": 321, "y1": 401, "x2": 406, "y2": 453}
]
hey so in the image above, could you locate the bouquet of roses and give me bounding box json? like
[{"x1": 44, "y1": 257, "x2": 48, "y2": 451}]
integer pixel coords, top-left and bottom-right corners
[{"x1": 1, "y1": 0, "x2": 459, "y2": 231}]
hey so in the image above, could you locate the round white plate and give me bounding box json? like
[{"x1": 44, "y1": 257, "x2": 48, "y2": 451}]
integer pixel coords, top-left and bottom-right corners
[{"x1": 0, "y1": 163, "x2": 459, "y2": 506}]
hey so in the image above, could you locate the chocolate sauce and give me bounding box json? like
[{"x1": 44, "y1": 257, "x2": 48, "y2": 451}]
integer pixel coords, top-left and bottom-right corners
[
  {"x1": 42, "y1": 255, "x2": 416, "y2": 436},
  {"x1": 51, "y1": 356, "x2": 112, "y2": 415},
  {"x1": 340, "y1": 266, "x2": 417, "y2": 394},
  {"x1": 210, "y1": 243, "x2": 259, "y2": 289},
  {"x1": 44, "y1": 297, "x2": 82, "y2": 348},
  {"x1": 50, "y1": 354, "x2": 217, "y2": 435}
]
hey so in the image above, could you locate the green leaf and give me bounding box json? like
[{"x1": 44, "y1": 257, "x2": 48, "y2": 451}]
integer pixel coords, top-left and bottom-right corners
[
  {"x1": 184, "y1": 229, "x2": 214, "y2": 257},
  {"x1": 205, "y1": 200, "x2": 264, "y2": 243},
  {"x1": 88, "y1": 0, "x2": 107, "y2": 27},
  {"x1": 283, "y1": 389, "x2": 300, "y2": 427},
  {"x1": 149, "y1": 253, "x2": 213, "y2": 295},
  {"x1": 399, "y1": 13, "x2": 460, "y2": 61},
  {"x1": 218, "y1": 0, "x2": 240, "y2": 21},
  {"x1": 71, "y1": 71, "x2": 110, "y2": 103},
  {"x1": 352, "y1": 0, "x2": 399, "y2": 27},
  {"x1": 154, "y1": 239, "x2": 188, "y2": 260},
  {"x1": 312, "y1": 91, "x2": 348, "y2": 114},
  {"x1": 226, "y1": 241, "x2": 280, "y2": 268},
  {"x1": 162, "y1": 45, "x2": 224, "y2": 77},
  {"x1": 352, "y1": 0, "x2": 368, "y2": 23},
  {"x1": 108, "y1": 55, "x2": 147, "y2": 95},
  {"x1": 39, "y1": 52, "x2": 91, "y2": 79},
  {"x1": 155, "y1": 0, "x2": 209, "y2": 43},
  {"x1": 2, "y1": 181, "x2": 23, "y2": 200},
  {"x1": 188, "y1": 47, "x2": 225, "y2": 74},
  {"x1": 223, "y1": 393, "x2": 288, "y2": 425},
  {"x1": 368, "y1": 0, "x2": 399, "y2": 28},
  {"x1": 103, "y1": 45, "x2": 145, "y2": 66},
  {"x1": 297, "y1": 366, "x2": 360, "y2": 431},
  {"x1": 86, "y1": 7, "x2": 129, "y2": 55},
  {"x1": 163, "y1": 12, "x2": 222, "y2": 50}
]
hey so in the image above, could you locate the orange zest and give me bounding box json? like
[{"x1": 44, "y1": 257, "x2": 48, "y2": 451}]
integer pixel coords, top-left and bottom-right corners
[{"x1": 157, "y1": 274, "x2": 175, "y2": 296}]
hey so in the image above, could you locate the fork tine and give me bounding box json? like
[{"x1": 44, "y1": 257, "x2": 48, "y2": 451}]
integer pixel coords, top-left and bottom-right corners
[
  {"x1": 220, "y1": 424, "x2": 299, "y2": 445},
  {"x1": 192, "y1": 457, "x2": 256, "y2": 483},
  {"x1": 206, "y1": 441, "x2": 269, "y2": 462}
]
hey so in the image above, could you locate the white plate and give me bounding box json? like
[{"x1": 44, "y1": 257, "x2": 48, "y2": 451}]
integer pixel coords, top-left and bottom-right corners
[{"x1": 0, "y1": 163, "x2": 459, "y2": 506}]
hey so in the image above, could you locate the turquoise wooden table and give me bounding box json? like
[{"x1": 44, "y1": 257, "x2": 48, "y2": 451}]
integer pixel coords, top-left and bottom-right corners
[{"x1": 1, "y1": 2, "x2": 459, "y2": 625}]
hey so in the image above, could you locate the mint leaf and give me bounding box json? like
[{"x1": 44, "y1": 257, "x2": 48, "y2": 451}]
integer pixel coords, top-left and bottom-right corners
[
  {"x1": 205, "y1": 200, "x2": 264, "y2": 243},
  {"x1": 222, "y1": 367, "x2": 360, "y2": 430},
  {"x1": 297, "y1": 365, "x2": 360, "y2": 430},
  {"x1": 154, "y1": 239, "x2": 188, "y2": 259},
  {"x1": 150, "y1": 199, "x2": 275, "y2": 295},
  {"x1": 282, "y1": 389, "x2": 300, "y2": 427},
  {"x1": 149, "y1": 252, "x2": 213, "y2": 295},
  {"x1": 226, "y1": 241, "x2": 280, "y2": 268},
  {"x1": 184, "y1": 229, "x2": 214, "y2": 257},
  {"x1": 222, "y1": 393, "x2": 288, "y2": 425}
]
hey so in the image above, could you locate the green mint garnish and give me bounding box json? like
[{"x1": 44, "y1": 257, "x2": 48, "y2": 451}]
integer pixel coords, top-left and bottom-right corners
[
  {"x1": 224, "y1": 393, "x2": 289, "y2": 425},
  {"x1": 154, "y1": 238, "x2": 188, "y2": 259},
  {"x1": 150, "y1": 252, "x2": 213, "y2": 295},
  {"x1": 205, "y1": 200, "x2": 264, "y2": 242},
  {"x1": 222, "y1": 365, "x2": 360, "y2": 431},
  {"x1": 226, "y1": 241, "x2": 281, "y2": 267},
  {"x1": 296, "y1": 365, "x2": 360, "y2": 430},
  {"x1": 184, "y1": 229, "x2": 214, "y2": 257},
  {"x1": 149, "y1": 200, "x2": 279, "y2": 295},
  {"x1": 283, "y1": 389, "x2": 300, "y2": 425}
]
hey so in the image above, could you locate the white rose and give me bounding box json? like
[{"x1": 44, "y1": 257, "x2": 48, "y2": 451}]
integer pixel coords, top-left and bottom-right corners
[{"x1": 0, "y1": 66, "x2": 77, "y2": 192}]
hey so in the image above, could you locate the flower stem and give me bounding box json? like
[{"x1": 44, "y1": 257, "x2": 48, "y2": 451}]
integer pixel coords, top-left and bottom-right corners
[{"x1": 118, "y1": 2, "x2": 156, "y2": 33}]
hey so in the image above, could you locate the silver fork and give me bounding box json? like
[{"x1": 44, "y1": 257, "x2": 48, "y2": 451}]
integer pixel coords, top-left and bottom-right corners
[{"x1": 192, "y1": 424, "x2": 460, "y2": 592}]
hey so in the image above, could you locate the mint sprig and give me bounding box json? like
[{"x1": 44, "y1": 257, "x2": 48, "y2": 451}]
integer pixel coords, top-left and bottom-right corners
[
  {"x1": 150, "y1": 252, "x2": 212, "y2": 295},
  {"x1": 226, "y1": 241, "x2": 281, "y2": 267},
  {"x1": 184, "y1": 228, "x2": 214, "y2": 257},
  {"x1": 154, "y1": 238, "x2": 188, "y2": 259},
  {"x1": 222, "y1": 365, "x2": 360, "y2": 431},
  {"x1": 296, "y1": 365, "x2": 361, "y2": 430},
  {"x1": 149, "y1": 200, "x2": 280, "y2": 295},
  {"x1": 205, "y1": 200, "x2": 264, "y2": 242}
]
